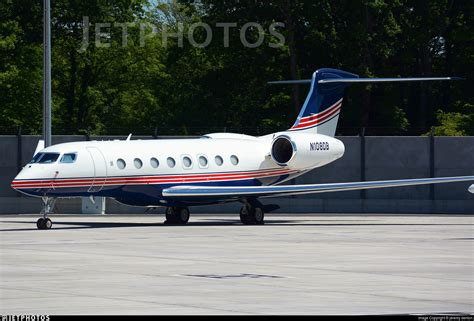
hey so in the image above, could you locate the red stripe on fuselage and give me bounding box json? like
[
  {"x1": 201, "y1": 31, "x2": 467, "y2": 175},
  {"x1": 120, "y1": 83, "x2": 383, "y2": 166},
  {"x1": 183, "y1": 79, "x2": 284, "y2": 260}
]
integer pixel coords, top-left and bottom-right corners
[
  {"x1": 11, "y1": 168, "x2": 297, "y2": 189},
  {"x1": 11, "y1": 168, "x2": 288, "y2": 185}
]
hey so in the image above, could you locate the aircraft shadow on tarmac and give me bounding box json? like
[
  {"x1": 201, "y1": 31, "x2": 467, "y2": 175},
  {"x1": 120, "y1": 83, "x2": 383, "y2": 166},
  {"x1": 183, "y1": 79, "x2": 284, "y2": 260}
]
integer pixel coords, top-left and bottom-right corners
[
  {"x1": 0, "y1": 219, "x2": 295, "y2": 231},
  {"x1": 0, "y1": 218, "x2": 473, "y2": 232}
]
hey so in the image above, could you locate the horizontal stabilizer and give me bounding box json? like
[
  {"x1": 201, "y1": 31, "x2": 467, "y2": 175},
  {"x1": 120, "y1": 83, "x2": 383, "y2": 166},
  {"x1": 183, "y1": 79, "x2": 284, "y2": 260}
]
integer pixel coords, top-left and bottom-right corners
[
  {"x1": 318, "y1": 77, "x2": 464, "y2": 84},
  {"x1": 269, "y1": 77, "x2": 463, "y2": 85},
  {"x1": 268, "y1": 79, "x2": 312, "y2": 85},
  {"x1": 163, "y1": 176, "x2": 474, "y2": 199}
]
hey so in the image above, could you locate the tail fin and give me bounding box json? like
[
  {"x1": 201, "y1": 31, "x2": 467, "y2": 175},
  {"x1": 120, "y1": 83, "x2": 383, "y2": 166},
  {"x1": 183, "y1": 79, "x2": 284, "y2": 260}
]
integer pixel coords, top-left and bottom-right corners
[
  {"x1": 270, "y1": 68, "x2": 462, "y2": 137},
  {"x1": 289, "y1": 68, "x2": 357, "y2": 136}
]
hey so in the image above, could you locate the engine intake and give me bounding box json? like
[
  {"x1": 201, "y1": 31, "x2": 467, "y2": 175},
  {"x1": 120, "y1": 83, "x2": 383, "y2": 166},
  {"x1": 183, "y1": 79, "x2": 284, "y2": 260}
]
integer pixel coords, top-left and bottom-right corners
[{"x1": 271, "y1": 136, "x2": 295, "y2": 165}]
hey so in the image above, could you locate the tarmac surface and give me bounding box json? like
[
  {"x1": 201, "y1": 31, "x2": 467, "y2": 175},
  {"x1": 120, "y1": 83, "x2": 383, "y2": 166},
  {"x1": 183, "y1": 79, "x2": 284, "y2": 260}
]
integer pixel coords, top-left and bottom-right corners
[{"x1": 0, "y1": 214, "x2": 473, "y2": 315}]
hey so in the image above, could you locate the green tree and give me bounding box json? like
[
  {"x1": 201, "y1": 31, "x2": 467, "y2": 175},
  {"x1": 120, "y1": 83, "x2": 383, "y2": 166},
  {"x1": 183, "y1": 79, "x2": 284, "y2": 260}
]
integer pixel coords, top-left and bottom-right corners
[
  {"x1": 0, "y1": 1, "x2": 43, "y2": 134},
  {"x1": 0, "y1": 0, "x2": 472, "y2": 136}
]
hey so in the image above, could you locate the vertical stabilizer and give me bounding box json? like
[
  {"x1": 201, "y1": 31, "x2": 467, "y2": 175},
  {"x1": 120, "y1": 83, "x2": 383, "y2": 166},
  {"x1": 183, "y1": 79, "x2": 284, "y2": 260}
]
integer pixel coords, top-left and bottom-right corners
[{"x1": 288, "y1": 68, "x2": 358, "y2": 137}]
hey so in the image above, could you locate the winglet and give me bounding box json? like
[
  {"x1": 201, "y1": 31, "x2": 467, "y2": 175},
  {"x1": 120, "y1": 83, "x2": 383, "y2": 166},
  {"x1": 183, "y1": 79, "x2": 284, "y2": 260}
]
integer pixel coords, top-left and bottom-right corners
[{"x1": 126, "y1": 133, "x2": 132, "y2": 141}]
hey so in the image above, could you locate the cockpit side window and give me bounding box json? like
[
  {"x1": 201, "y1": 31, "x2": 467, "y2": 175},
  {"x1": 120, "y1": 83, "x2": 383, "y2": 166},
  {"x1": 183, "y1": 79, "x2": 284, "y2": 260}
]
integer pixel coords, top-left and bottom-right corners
[
  {"x1": 60, "y1": 153, "x2": 77, "y2": 163},
  {"x1": 29, "y1": 153, "x2": 44, "y2": 164},
  {"x1": 38, "y1": 153, "x2": 60, "y2": 164}
]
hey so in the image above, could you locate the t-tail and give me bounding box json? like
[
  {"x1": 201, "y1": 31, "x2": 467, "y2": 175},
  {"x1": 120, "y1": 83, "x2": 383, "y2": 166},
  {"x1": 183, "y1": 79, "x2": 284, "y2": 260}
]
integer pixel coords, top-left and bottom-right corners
[{"x1": 269, "y1": 68, "x2": 463, "y2": 137}]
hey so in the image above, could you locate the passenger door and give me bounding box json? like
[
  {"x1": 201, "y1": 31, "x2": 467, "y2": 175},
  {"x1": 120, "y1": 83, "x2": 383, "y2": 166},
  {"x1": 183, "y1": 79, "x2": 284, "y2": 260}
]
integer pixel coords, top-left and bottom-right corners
[{"x1": 87, "y1": 147, "x2": 107, "y2": 192}]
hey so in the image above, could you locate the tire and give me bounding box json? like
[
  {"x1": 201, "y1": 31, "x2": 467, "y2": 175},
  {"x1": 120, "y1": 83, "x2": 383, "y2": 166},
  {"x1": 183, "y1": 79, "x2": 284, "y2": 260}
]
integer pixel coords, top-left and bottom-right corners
[
  {"x1": 254, "y1": 207, "x2": 265, "y2": 225},
  {"x1": 240, "y1": 206, "x2": 265, "y2": 225},
  {"x1": 178, "y1": 208, "x2": 190, "y2": 224},
  {"x1": 36, "y1": 218, "x2": 45, "y2": 230},
  {"x1": 165, "y1": 207, "x2": 177, "y2": 223},
  {"x1": 240, "y1": 206, "x2": 254, "y2": 225},
  {"x1": 165, "y1": 207, "x2": 189, "y2": 224},
  {"x1": 44, "y1": 218, "x2": 53, "y2": 229}
]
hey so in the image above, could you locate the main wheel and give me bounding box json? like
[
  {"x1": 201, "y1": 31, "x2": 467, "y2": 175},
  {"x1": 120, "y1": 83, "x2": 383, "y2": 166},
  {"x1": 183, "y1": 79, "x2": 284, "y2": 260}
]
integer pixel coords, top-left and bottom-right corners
[
  {"x1": 177, "y1": 207, "x2": 190, "y2": 224},
  {"x1": 165, "y1": 207, "x2": 177, "y2": 224},
  {"x1": 165, "y1": 207, "x2": 190, "y2": 225},
  {"x1": 240, "y1": 206, "x2": 265, "y2": 225},
  {"x1": 36, "y1": 218, "x2": 45, "y2": 230},
  {"x1": 240, "y1": 205, "x2": 251, "y2": 224},
  {"x1": 253, "y1": 207, "x2": 265, "y2": 225}
]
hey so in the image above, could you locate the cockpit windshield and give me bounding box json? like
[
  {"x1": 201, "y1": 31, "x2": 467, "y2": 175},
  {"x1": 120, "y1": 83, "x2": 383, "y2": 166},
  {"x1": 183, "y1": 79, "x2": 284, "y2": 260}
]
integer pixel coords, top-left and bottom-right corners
[
  {"x1": 29, "y1": 153, "x2": 43, "y2": 164},
  {"x1": 29, "y1": 152, "x2": 60, "y2": 164}
]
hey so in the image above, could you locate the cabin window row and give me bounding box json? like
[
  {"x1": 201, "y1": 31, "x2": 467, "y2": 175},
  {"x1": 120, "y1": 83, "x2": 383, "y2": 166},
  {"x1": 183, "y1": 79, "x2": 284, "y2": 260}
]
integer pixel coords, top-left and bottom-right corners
[{"x1": 116, "y1": 155, "x2": 239, "y2": 170}]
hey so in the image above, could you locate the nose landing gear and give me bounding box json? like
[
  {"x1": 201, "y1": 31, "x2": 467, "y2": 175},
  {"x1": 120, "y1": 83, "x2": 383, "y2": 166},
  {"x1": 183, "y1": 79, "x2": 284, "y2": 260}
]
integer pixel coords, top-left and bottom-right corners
[
  {"x1": 37, "y1": 217, "x2": 52, "y2": 230},
  {"x1": 37, "y1": 197, "x2": 56, "y2": 230}
]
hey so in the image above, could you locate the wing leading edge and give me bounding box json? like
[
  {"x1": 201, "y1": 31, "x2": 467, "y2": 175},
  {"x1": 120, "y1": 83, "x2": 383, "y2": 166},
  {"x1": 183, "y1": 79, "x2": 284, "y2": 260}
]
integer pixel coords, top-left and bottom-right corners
[{"x1": 162, "y1": 176, "x2": 474, "y2": 199}]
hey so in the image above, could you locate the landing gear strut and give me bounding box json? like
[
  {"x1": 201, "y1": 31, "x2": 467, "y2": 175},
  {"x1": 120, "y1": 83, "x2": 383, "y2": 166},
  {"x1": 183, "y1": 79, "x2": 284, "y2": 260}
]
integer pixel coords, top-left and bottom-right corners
[
  {"x1": 37, "y1": 197, "x2": 55, "y2": 230},
  {"x1": 240, "y1": 204, "x2": 265, "y2": 225},
  {"x1": 165, "y1": 207, "x2": 190, "y2": 225}
]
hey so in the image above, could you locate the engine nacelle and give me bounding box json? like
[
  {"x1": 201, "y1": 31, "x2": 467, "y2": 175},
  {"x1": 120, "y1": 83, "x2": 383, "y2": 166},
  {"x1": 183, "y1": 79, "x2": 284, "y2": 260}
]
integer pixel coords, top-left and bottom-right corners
[{"x1": 270, "y1": 132, "x2": 345, "y2": 169}]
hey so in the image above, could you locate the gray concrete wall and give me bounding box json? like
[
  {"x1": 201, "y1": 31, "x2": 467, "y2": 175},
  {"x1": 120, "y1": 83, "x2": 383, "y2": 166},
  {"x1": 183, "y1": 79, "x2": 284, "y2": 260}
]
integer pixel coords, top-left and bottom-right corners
[{"x1": 1, "y1": 135, "x2": 473, "y2": 214}]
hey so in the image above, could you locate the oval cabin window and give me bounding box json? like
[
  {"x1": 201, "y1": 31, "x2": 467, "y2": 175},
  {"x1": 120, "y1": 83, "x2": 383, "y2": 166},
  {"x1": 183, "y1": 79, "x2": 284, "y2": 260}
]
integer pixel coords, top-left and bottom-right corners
[
  {"x1": 167, "y1": 157, "x2": 176, "y2": 168},
  {"x1": 230, "y1": 155, "x2": 239, "y2": 165},
  {"x1": 199, "y1": 156, "x2": 208, "y2": 167},
  {"x1": 215, "y1": 156, "x2": 223, "y2": 166},
  {"x1": 117, "y1": 159, "x2": 126, "y2": 169},
  {"x1": 134, "y1": 158, "x2": 143, "y2": 169},
  {"x1": 150, "y1": 158, "x2": 159, "y2": 168},
  {"x1": 183, "y1": 156, "x2": 192, "y2": 168}
]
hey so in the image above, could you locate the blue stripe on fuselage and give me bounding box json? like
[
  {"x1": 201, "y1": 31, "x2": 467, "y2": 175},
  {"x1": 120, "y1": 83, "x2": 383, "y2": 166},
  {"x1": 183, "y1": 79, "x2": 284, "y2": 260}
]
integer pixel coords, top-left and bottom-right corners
[{"x1": 15, "y1": 174, "x2": 293, "y2": 207}]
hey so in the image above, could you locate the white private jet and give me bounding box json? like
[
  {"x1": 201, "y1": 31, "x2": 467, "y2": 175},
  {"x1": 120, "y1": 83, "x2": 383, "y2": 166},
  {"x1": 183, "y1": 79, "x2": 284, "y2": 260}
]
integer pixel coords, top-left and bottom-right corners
[{"x1": 11, "y1": 68, "x2": 474, "y2": 229}]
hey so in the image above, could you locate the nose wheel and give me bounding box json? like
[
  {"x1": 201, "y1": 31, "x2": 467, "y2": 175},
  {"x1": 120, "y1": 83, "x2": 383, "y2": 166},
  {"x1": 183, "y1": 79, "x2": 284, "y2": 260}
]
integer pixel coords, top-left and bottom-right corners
[
  {"x1": 240, "y1": 205, "x2": 265, "y2": 225},
  {"x1": 37, "y1": 218, "x2": 52, "y2": 230},
  {"x1": 37, "y1": 197, "x2": 56, "y2": 230},
  {"x1": 164, "y1": 207, "x2": 190, "y2": 225}
]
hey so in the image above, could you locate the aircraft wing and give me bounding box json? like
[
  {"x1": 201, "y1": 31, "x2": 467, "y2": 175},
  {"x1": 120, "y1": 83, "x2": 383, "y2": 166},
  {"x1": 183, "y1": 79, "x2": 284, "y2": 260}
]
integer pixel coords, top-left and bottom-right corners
[{"x1": 162, "y1": 176, "x2": 474, "y2": 200}]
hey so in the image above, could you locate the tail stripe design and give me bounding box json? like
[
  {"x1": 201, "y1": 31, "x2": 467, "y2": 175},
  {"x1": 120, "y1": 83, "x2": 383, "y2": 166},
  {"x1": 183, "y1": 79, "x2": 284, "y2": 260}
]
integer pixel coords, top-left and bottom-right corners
[
  {"x1": 290, "y1": 98, "x2": 343, "y2": 131},
  {"x1": 287, "y1": 68, "x2": 358, "y2": 136}
]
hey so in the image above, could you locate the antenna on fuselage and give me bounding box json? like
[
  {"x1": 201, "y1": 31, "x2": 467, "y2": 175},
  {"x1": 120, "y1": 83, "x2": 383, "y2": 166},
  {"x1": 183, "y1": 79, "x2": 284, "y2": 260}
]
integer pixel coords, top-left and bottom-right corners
[{"x1": 126, "y1": 133, "x2": 132, "y2": 141}]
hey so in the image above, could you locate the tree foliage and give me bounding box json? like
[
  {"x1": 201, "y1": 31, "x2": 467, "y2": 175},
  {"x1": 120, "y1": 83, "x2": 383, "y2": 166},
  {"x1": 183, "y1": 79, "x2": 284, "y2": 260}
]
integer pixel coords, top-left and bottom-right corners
[{"x1": 0, "y1": 0, "x2": 472, "y2": 136}]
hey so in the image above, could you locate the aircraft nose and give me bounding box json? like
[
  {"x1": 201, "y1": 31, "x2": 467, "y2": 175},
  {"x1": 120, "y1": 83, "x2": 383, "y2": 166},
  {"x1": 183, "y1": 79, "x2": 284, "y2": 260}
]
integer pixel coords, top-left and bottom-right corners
[
  {"x1": 11, "y1": 167, "x2": 31, "y2": 191},
  {"x1": 11, "y1": 172, "x2": 23, "y2": 190},
  {"x1": 11, "y1": 177, "x2": 20, "y2": 190}
]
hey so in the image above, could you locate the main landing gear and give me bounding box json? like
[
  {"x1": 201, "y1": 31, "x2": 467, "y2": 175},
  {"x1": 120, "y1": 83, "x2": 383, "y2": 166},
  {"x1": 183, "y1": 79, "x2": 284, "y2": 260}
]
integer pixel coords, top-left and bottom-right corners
[
  {"x1": 240, "y1": 204, "x2": 265, "y2": 225},
  {"x1": 37, "y1": 197, "x2": 56, "y2": 230},
  {"x1": 164, "y1": 204, "x2": 265, "y2": 225},
  {"x1": 164, "y1": 206, "x2": 190, "y2": 225}
]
